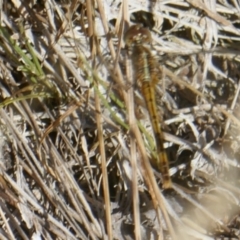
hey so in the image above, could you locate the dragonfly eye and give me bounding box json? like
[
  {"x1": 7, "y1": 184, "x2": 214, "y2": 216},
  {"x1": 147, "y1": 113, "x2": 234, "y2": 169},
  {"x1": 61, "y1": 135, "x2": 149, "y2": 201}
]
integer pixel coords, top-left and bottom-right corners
[{"x1": 124, "y1": 24, "x2": 152, "y2": 46}]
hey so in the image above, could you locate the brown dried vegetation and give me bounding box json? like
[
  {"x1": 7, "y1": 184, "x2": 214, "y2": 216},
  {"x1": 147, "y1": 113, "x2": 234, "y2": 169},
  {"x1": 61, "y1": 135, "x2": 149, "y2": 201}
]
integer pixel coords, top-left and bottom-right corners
[{"x1": 0, "y1": 1, "x2": 240, "y2": 239}]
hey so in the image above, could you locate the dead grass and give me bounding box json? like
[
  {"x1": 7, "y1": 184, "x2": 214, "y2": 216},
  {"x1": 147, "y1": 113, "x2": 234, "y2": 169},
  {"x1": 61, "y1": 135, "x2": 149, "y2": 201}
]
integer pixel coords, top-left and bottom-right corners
[{"x1": 0, "y1": 0, "x2": 240, "y2": 239}]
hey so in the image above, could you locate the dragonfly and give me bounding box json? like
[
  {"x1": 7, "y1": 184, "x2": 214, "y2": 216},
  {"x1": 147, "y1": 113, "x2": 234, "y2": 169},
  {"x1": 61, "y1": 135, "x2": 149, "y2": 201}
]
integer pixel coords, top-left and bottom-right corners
[{"x1": 124, "y1": 24, "x2": 172, "y2": 189}]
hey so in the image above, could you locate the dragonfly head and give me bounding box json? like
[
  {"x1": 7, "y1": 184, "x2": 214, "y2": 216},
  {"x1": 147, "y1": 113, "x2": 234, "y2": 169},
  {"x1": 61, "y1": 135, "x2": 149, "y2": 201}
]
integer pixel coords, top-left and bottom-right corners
[{"x1": 124, "y1": 24, "x2": 152, "y2": 47}]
